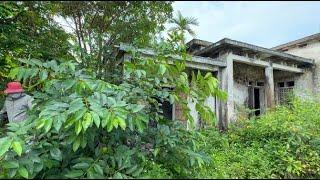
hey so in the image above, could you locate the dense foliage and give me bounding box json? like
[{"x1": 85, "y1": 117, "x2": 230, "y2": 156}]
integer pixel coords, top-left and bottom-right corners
[
  {"x1": 0, "y1": 1, "x2": 73, "y2": 101},
  {"x1": 192, "y1": 96, "x2": 320, "y2": 179},
  {"x1": 0, "y1": 29, "x2": 226, "y2": 178}
]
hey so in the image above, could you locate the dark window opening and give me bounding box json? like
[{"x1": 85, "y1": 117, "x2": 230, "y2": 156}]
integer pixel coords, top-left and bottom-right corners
[
  {"x1": 254, "y1": 88, "x2": 260, "y2": 116},
  {"x1": 257, "y1": 82, "x2": 264, "y2": 87},
  {"x1": 278, "y1": 82, "x2": 285, "y2": 87},
  {"x1": 248, "y1": 81, "x2": 253, "y2": 86},
  {"x1": 161, "y1": 100, "x2": 173, "y2": 120},
  {"x1": 287, "y1": 81, "x2": 295, "y2": 87}
]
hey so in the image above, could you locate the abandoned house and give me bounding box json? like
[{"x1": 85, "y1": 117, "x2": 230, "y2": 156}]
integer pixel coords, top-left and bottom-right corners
[{"x1": 119, "y1": 33, "x2": 320, "y2": 130}]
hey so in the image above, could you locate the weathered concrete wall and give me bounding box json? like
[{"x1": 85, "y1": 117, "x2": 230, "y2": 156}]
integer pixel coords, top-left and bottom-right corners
[
  {"x1": 233, "y1": 81, "x2": 248, "y2": 106},
  {"x1": 284, "y1": 41, "x2": 320, "y2": 93},
  {"x1": 295, "y1": 69, "x2": 314, "y2": 96},
  {"x1": 186, "y1": 96, "x2": 216, "y2": 127},
  {"x1": 273, "y1": 69, "x2": 314, "y2": 102},
  {"x1": 187, "y1": 97, "x2": 199, "y2": 127}
]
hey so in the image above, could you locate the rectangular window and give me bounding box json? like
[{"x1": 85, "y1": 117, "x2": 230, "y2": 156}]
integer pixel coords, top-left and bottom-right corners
[
  {"x1": 256, "y1": 82, "x2": 264, "y2": 87},
  {"x1": 278, "y1": 82, "x2": 285, "y2": 87},
  {"x1": 287, "y1": 81, "x2": 294, "y2": 87}
]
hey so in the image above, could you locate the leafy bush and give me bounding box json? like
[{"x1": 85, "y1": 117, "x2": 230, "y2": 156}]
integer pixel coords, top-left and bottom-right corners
[
  {"x1": 0, "y1": 31, "x2": 226, "y2": 178},
  {"x1": 193, "y1": 96, "x2": 320, "y2": 179}
]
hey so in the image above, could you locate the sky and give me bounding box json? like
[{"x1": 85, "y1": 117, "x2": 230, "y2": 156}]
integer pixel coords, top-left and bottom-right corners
[{"x1": 170, "y1": 1, "x2": 320, "y2": 48}]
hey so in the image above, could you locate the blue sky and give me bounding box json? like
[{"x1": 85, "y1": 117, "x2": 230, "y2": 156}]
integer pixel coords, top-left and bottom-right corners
[{"x1": 170, "y1": 1, "x2": 320, "y2": 48}]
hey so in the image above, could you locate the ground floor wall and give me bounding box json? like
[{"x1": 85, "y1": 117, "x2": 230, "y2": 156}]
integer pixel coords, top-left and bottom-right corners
[{"x1": 173, "y1": 64, "x2": 314, "y2": 128}]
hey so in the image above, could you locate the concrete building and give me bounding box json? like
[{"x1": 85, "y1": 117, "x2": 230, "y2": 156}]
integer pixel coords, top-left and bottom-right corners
[{"x1": 119, "y1": 33, "x2": 319, "y2": 130}]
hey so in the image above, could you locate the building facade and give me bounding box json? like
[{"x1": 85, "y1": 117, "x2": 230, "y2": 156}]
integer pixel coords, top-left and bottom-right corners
[{"x1": 120, "y1": 33, "x2": 319, "y2": 130}]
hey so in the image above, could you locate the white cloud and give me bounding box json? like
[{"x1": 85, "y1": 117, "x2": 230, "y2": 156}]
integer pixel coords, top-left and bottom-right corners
[{"x1": 171, "y1": 1, "x2": 320, "y2": 48}]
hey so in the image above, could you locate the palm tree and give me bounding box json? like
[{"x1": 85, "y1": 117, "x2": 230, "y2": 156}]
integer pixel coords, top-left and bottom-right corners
[{"x1": 169, "y1": 11, "x2": 199, "y2": 43}]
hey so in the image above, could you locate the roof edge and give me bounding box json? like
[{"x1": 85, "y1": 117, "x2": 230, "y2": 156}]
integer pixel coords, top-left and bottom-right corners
[{"x1": 272, "y1": 33, "x2": 320, "y2": 50}]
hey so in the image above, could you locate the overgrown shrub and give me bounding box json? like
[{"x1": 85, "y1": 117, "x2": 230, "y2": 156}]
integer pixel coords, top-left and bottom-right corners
[
  {"x1": 193, "y1": 96, "x2": 320, "y2": 179},
  {"x1": 0, "y1": 31, "x2": 226, "y2": 179}
]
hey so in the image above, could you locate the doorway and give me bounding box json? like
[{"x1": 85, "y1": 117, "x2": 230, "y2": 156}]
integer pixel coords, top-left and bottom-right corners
[
  {"x1": 254, "y1": 88, "x2": 260, "y2": 116},
  {"x1": 248, "y1": 84, "x2": 263, "y2": 117}
]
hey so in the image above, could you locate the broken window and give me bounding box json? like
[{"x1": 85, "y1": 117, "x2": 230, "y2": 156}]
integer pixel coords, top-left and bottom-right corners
[{"x1": 277, "y1": 81, "x2": 294, "y2": 105}]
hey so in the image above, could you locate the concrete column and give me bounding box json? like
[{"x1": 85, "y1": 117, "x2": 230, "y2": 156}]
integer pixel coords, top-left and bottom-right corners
[
  {"x1": 265, "y1": 64, "x2": 275, "y2": 108},
  {"x1": 217, "y1": 52, "x2": 235, "y2": 131}
]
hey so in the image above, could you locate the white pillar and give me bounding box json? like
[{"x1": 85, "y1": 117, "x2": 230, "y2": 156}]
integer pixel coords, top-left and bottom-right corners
[
  {"x1": 218, "y1": 52, "x2": 235, "y2": 131},
  {"x1": 265, "y1": 64, "x2": 275, "y2": 108}
]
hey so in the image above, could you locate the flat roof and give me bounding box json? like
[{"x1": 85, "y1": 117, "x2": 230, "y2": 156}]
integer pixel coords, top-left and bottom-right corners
[
  {"x1": 272, "y1": 33, "x2": 320, "y2": 50},
  {"x1": 117, "y1": 43, "x2": 226, "y2": 67},
  {"x1": 186, "y1": 38, "x2": 212, "y2": 48},
  {"x1": 193, "y1": 38, "x2": 314, "y2": 66}
]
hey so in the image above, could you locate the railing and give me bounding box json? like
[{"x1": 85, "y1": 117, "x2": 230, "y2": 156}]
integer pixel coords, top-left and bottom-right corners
[{"x1": 277, "y1": 87, "x2": 294, "y2": 105}]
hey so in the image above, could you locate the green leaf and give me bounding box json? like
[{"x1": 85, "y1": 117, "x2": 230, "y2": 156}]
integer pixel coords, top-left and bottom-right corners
[
  {"x1": 12, "y1": 141, "x2": 22, "y2": 156},
  {"x1": 72, "y1": 162, "x2": 89, "y2": 169},
  {"x1": 118, "y1": 117, "x2": 126, "y2": 130},
  {"x1": 0, "y1": 137, "x2": 12, "y2": 157},
  {"x1": 125, "y1": 165, "x2": 138, "y2": 175},
  {"x1": 3, "y1": 161, "x2": 19, "y2": 169},
  {"x1": 82, "y1": 112, "x2": 92, "y2": 132},
  {"x1": 8, "y1": 169, "x2": 17, "y2": 178},
  {"x1": 101, "y1": 111, "x2": 110, "y2": 128},
  {"x1": 44, "y1": 118, "x2": 53, "y2": 133},
  {"x1": 75, "y1": 121, "x2": 82, "y2": 135},
  {"x1": 54, "y1": 116, "x2": 63, "y2": 132},
  {"x1": 35, "y1": 119, "x2": 46, "y2": 130},
  {"x1": 8, "y1": 67, "x2": 19, "y2": 79},
  {"x1": 93, "y1": 164, "x2": 104, "y2": 176},
  {"x1": 73, "y1": 137, "x2": 81, "y2": 152},
  {"x1": 132, "y1": 104, "x2": 145, "y2": 113},
  {"x1": 65, "y1": 170, "x2": 84, "y2": 178},
  {"x1": 50, "y1": 148, "x2": 62, "y2": 161},
  {"x1": 91, "y1": 111, "x2": 100, "y2": 128},
  {"x1": 40, "y1": 70, "x2": 48, "y2": 81},
  {"x1": 106, "y1": 97, "x2": 116, "y2": 106},
  {"x1": 132, "y1": 167, "x2": 143, "y2": 177},
  {"x1": 159, "y1": 64, "x2": 166, "y2": 75},
  {"x1": 18, "y1": 167, "x2": 28, "y2": 179},
  {"x1": 68, "y1": 98, "x2": 84, "y2": 114}
]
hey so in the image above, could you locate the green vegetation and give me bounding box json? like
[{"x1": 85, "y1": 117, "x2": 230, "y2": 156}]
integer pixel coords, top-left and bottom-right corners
[
  {"x1": 192, "y1": 97, "x2": 320, "y2": 179},
  {"x1": 1, "y1": 1, "x2": 320, "y2": 179}
]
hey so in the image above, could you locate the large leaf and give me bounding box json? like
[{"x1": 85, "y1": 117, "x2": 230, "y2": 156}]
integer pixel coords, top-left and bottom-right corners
[
  {"x1": 75, "y1": 121, "x2": 82, "y2": 135},
  {"x1": 0, "y1": 137, "x2": 12, "y2": 157},
  {"x1": 91, "y1": 111, "x2": 100, "y2": 128},
  {"x1": 18, "y1": 167, "x2": 28, "y2": 179},
  {"x1": 50, "y1": 148, "x2": 62, "y2": 161},
  {"x1": 3, "y1": 161, "x2": 19, "y2": 169},
  {"x1": 132, "y1": 104, "x2": 145, "y2": 113},
  {"x1": 118, "y1": 117, "x2": 126, "y2": 130},
  {"x1": 82, "y1": 112, "x2": 92, "y2": 132},
  {"x1": 44, "y1": 118, "x2": 53, "y2": 133},
  {"x1": 39, "y1": 70, "x2": 48, "y2": 81},
  {"x1": 101, "y1": 111, "x2": 111, "y2": 128},
  {"x1": 64, "y1": 170, "x2": 83, "y2": 178},
  {"x1": 93, "y1": 164, "x2": 104, "y2": 176},
  {"x1": 12, "y1": 141, "x2": 22, "y2": 156},
  {"x1": 72, "y1": 162, "x2": 89, "y2": 169},
  {"x1": 73, "y1": 137, "x2": 81, "y2": 152},
  {"x1": 68, "y1": 98, "x2": 84, "y2": 114}
]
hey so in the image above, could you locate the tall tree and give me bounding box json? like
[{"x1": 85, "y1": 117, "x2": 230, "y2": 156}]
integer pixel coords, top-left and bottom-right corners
[
  {"x1": 0, "y1": 1, "x2": 72, "y2": 100},
  {"x1": 51, "y1": 1, "x2": 173, "y2": 81},
  {"x1": 169, "y1": 11, "x2": 199, "y2": 44}
]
